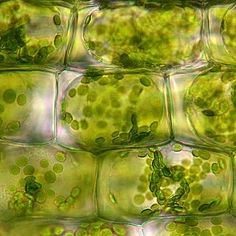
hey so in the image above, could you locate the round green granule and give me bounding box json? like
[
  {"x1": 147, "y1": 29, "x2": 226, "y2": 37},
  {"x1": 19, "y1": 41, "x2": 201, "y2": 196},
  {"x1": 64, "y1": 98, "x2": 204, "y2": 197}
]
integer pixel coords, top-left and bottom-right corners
[
  {"x1": 53, "y1": 226, "x2": 64, "y2": 235},
  {"x1": 87, "y1": 91, "x2": 97, "y2": 102},
  {"x1": 7, "y1": 121, "x2": 21, "y2": 132},
  {"x1": 95, "y1": 136, "x2": 105, "y2": 144},
  {"x1": 80, "y1": 119, "x2": 88, "y2": 129},
  {"x1": 23, "y1": 165, "x2": 35, "y2": 175},
  {"x1": 9, "y1": 165, "x2": 20, "y2": 175},
  {"x1": 15, "y1": 156, "x2": 28, "y2": 167},
  {"x1": 44, "y1": 170, "x2": 56, "y2": 183},
  {"x1": 114, "y1": 72, "x2": 124, "y2": 80},
  {"x1": 75, "y1": 229, "x2": 88, "y2": 236},
  {"x1": 113, "y1": 225, "x2": 126, "y2": 235},
  {"x1": 55, "y1": 151, "x2": 66, "y2": 162},
  {"x1": 172, "y1": 143, "x2": 183, "y2": 152},
  {"x1": 71, "y1": 187, "x2": 80, "y2": 198},
  {"x1": 53, "y1": 14, "x2": 61, "y2": 26},
  {"x1": 64, "y1": 231, "x2": 74, "y2": 236},
  {"x1": 53, "y1": 163, "x2": 63, "y2": 174},
  {"x1": 133, "y1": 194, "x2": 145, "y2": 205},
  {"x1": 191, "y1": 199, "x2": 200, "y2": 209},
  {"x1": 63, "y1": 112, "x2": 73, "y2": 124},
  {"x1": 17, "y1": 94, "x2": 27, "y2": 106},
  {"x1": 211, "y1": 163, "x2": 220, "y2": 174},
  {"x1": 198, "y1": 150, "x2": 211, "y2": 160},
  {"x1": 166, "y1": 222, "x2": 176, "y2": 232},
  {"x1": 210, "y1": 217, "x2": 223, "y2": 225},
  {"x1": 71, "y1": 120, "x2": 79, "y2": 130},
  {"x1": 68, "y1": 88, "x2": 76, "y2": 98},
  {"x1": 40, "y1": 159, "x2": 49, "y2": 168},
  {"x1": 191, "y1": 183, "x2": 203, "y2": 195},
  {"x1": 211, "y1": 225, "x2": 223, "y2": 235},
  {"x1": 3, "y1": 89, "x2": 16, "y2": 103},
  {"x1": 100, "y1": 228, "x2": 113, "y2": 236},
  {"x1": 202, "y1": 162, "x2": 211, "y2": 173},
  {"x1": 54, "y1": 34, "x2": 62, "y2": 48},
  {"x1": 83, "y1": 106, "x2": 93, "y2": 117},
  {"x1": 140, "y1": 77, "x2": 151, "y2": 87},
  {"x1": 77, "y1": 85, "x2": 89, "y2": 96},
  {"x1": 0, "y1": 104, "x2": 4, "y2": 113},
  {"x1": 150, "y1": 121, "x2": 158, "y2": 131}
]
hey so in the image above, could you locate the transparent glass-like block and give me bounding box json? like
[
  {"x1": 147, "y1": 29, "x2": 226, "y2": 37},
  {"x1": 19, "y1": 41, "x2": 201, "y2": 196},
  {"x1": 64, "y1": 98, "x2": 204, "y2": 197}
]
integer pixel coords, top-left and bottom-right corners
[
  {"x1": 57, "y1": 69, "x2": 170, "y2": 152},
  {"x1": 0, "y1": 219, "x2": 143, "y2": 236},
  {"x1": 143, "y1": 215, "x2": 236, "y2": 236},
  {"x1": 170, "y1": 69, "x2": 236, "y2": 150},
  {"x1": 97, "y1": 144, "x2": 231, "y2": 223},
  {"x1": 0, "y1": 70, "x2": 55, "y2": 143},
  {"x1": 0, "y1": 144, "x2": 97, "y2": 221},
  {"x1": 0, "y1": 0, "x2": 71, "y2": 66},
  {"x1": 68, "y1": 1, "x2": 203, "y2": 69},
  {"x1": 205, "y1": 2, "x2": 236, "y2": 65}
]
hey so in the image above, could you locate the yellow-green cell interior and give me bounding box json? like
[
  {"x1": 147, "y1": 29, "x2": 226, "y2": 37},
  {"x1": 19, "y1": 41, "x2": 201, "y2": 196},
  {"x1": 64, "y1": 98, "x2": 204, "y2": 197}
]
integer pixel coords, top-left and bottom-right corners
[
  {"x1": 83, "y1": 5, "x2": 201, "y2": 68},
  {"x1": 60, "y1": 71, "x2": 167, "y2": 152}
]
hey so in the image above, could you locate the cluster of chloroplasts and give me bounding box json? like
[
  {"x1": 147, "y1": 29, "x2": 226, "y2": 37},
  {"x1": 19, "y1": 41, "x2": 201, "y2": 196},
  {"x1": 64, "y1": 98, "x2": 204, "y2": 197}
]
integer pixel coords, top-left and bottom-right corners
[
  {"x1": 83, "y1": 5, "x2": 201, "y2": 68},
  {"x1": 60, "y1": 70, "x2": 164, "y2": 151},
  {"x1": 222, "y1": 5, "x2": 236, "y2": 59},
  {"x1": 162, "y1": 216, "x2": 234, "y2": 236},
  {"x1": 6, "y1": 150, "x2": 81, "y2": 218},
  {"x1": 184, "y1": 71, "x2": 236, "y2": 148},
  {"x1": 0, "y1": 1, "x2": 64, "y2": 64},
  {"x1": 132, "y1": 144, "x2": 228, "y2": 217},
  {"x1": 0, "y1": 86, "x2": 27, "y2": 136}
]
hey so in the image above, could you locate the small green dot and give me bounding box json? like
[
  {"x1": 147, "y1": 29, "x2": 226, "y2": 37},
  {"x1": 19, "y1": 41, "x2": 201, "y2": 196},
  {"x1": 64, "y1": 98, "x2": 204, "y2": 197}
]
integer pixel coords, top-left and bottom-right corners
[
  {"x1": 140, "y1": 77, "x2": 151, "y2": 87},
  {"x1": 96, "y1": 120, "x2": 107, "y2": 128},
  {"x1": 77, "y1": 85, "x2": 89, "y2": 96},
  {"x1": 133, "y1": 194, "x2": 145, "y2": 205},
  {"x1": 100, "y1": 228, "x2": 112, "y2": 236},
  {"x1": 54, "y1": 226, "x2": 64, "y2": 235},
  {"x1": 16, "y1": 156, "x2": 28, "y2": 167},
  {"x1": 9, "y1": 165, "x2": 20, "y2": 175},
  {"x1": 40, "y1": 159, "x2": 49, "y2": 168},
  {"x1": 54, "y1": 34, "x2": 62, "y2": 48},
  {"x1": 55, "y1": 151, "x2": 66, "y2": 162},
  {"x1": 191, "y1": 183, "x2": 203, "y2": 195},
  {"x1": 71, "y1": 187, "x2": 80, "y2": 198},
  {"x1": 150, "y1": 121, "x2": 158, "y2": 131},
  {"x1": 3, "y1": 89, "x2": 16, "y2": 103},
  {"x1": 114, "y1": 72, "x2": 124, "y2": 80},
  {"x1": 83, "y1": 106, "x2": 93, "y2": 117},
  {"x1": 211, "y1": 225, "x2": 223, "y2": 235},
  {"x1": 210, "y1": 217, "x2": 222, "y2": 225},
  {"x1": 71, "y1": 120, "x2": 79, "y2": 130},
  {"x1": 87, "y1": 91, "x2": 97, "y2": 102},
  {"x1": 62, "y1": 112, "x2": 73, "y2": 124},
  {"x1": 7, "y1": 121, "x2": 21, "y2": 132},
  {"x1": 211, "y1": 163, "x2": 220, "y2": 174},
  {"x1": 75, "y1": 229, "x2": 88, "y2": 236},
  {"x1": 53, "y1": 163, "x2": 63, "y2": 174},
  {"x1": 198, "y1": 150, "x2": 211, "y2": 160},
  {"x1": 166, "y1": 222, "x2": 176, "y2": 232},
  {"x1": 172, "y1": 143, "x2": 183, "y2": 152},
  {"x1": 64, "y1": 231, "x2": 74, "y2": 236},
  {"x1": 80, "y1": 119, "x2": 88, "y2": 129},
  {"x1": 44, "y1": 171, "x2": 56, "y2": 183},
  {"x1": 53, "y1": 14, "x2": 61, "y2": 25},
  {"x1": 191, "y1": 199, "x2": 200, "y2": 209},
  {"x1": 23, "y1": 165, "x2": 35, "y2": 175},
  {"x1": 17, "y1": 94, "x2": 27, "y2": 106},
  {"x1": 68, "y1": 88, "x2": 76, "y2": 98},
  {"x1": 113, "y1": 225, "x2": 126, "y2": 236},
  {"x1": 200, "y1": 229, "x2": 212, "y2": 236},
  {"x1": 95, "y1": 136, "x2": 105, "y2": 144}
]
